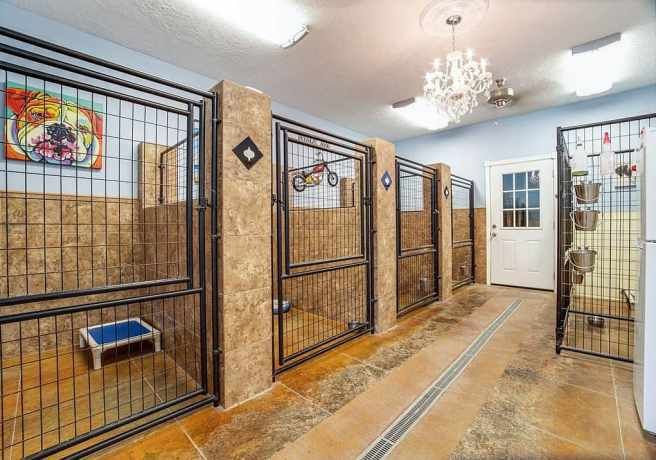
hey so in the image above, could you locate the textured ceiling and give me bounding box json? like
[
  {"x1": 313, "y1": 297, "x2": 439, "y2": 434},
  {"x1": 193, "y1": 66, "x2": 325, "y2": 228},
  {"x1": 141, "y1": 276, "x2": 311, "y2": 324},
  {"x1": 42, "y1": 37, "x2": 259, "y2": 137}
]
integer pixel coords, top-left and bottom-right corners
[{"x1": 6, "y1": 0, "x2": 656, "y2": 140}]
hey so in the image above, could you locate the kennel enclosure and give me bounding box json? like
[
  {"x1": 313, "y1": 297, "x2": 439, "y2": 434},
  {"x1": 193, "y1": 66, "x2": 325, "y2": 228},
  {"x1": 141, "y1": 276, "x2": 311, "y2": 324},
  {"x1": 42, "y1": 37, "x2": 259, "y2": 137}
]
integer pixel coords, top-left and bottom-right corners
[
  {"x1": 395, "y1": 156, "x2": 440, "y2": 315},
  {"x1": 451, "y1": 174, "x2": 475, "y2": 289},
  {"x1": 556, "y1": 113, "x2": 655, "y2": 362},
  {"x1": 0, "y1": 27, "x2": 219, "y2": 458},
  {"x1": 272, "y1": 116, "x2": 374, "y2": 374}
]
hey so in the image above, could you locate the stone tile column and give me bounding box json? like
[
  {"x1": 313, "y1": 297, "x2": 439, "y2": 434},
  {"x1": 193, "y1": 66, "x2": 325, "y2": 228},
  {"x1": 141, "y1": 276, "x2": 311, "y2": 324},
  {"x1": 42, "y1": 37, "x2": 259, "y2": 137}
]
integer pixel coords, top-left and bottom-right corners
[
  {"x1": 214, "y1": 81, "x2": 272, "y2": 408},
  {"x1": 365, "y1": 138, "x2": 397, "y2": 333},
  {"x1": 474, "y1": 208, "x2": 487, "y2": 284},
  {"x1": 431, "y1": 163, "x2": 453, "y2": 301}
]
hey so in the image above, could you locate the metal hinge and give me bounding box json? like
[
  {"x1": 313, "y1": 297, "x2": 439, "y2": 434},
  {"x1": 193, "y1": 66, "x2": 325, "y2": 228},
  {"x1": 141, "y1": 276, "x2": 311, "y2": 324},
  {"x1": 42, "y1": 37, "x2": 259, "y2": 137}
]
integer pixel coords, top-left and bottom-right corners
[
  {"x1": 272, "y1": 194, "x2": 286, "y2": 208},
  {"x1": 363, "y1": 196, "x2": 371, "y2": 206},
  {"x1": 197, "y1": 197, "x2": 208, "y2": 210}
]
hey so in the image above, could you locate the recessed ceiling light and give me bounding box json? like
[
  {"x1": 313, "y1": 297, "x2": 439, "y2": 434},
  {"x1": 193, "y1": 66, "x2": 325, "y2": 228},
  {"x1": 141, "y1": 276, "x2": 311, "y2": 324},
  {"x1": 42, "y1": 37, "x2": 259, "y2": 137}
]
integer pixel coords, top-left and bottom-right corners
[
  {"x1": 571, "y1": 33, "x2": 622, "y2": 97},
  {"x1": 191, "y1": 0, "x2": 308, "y2": 48},
  {"x1": 392, "y1": 97, "x2": 449, "y2": 130}
]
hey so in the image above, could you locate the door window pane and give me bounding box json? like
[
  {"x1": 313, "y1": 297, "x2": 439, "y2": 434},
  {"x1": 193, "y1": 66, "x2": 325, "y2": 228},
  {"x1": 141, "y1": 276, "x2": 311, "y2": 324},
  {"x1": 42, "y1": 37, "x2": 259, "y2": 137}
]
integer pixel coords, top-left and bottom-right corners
[
  {"x1": 503, "y1": 210, "x2": 514, "y2": 227},
  {"x1": 503, "y1": 174, "x2": 513, "y2": 191},
  {"x1": 528, "y1": 209, "x2": 540, "y2": 227},
  {"x1": 503, "y1": 192, "x2": 513, "y2": 209},
  {"x1": 527, "y1": 190, "x2": 540, "y2": 208},
  {"x1": 528, "y1": 170, "x2": 540, "y2": 189},
  {"x1": 501, "y1": 169, "x2": 541, "y2": 228}
]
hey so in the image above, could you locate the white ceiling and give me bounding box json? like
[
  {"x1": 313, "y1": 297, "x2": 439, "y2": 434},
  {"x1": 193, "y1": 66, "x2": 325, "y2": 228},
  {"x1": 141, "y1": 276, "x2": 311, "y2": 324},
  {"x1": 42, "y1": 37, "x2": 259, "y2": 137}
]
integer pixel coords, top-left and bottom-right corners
[{"x1": 7, "y1": 0, "x2": 656, "y2": 140}]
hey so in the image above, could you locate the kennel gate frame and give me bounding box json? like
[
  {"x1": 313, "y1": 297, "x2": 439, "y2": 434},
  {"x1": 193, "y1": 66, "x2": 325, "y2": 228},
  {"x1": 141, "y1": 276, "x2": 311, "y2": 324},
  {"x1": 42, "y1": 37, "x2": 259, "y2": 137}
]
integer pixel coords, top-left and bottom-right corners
[
  {"x1": 0, "y1": 27, "x2": 220, "y2": 458},
  {"x1": 451, "y1": 174, "x2": 475, "y2": 289},
  {"x1": 272, "y1": 115, "x2": 374, "y2": 375},
  {"x1": 395, "y1": 156, "x2": 440, "y2": 316},
  {"x1": 555, "y1": 112, "x2": 656, "y2": 363}
]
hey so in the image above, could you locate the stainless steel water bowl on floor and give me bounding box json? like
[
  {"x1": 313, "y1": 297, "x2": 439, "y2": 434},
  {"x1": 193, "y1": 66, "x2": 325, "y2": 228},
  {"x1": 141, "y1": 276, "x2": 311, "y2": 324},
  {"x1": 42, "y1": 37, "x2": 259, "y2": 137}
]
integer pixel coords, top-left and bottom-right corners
[
  {"x1": 273, "y1": 300, "x2": 292, "y2": 315},
  {"x1": 587, "y1": 315, "x2": 606, "y2": 328},
  {"x1": 567, "y1": 247, "x2": 597, "y2": 273},
  {"x1": 570, "y1": 209, "x2": 600, "y2": 231},
  {"x1": 571, "y1": 270, "x2": 585, "y2": 284},
  {"x1": 575, "y1": 182, "x2": 601, "y2": 205}
]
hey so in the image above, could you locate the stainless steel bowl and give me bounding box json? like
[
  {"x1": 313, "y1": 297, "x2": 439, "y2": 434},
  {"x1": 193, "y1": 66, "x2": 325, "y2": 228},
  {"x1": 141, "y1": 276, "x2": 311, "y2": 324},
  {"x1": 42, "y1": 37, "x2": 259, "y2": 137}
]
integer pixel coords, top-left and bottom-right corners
[
  {"x1": 570, "y1": 209, "x2": 600, "y2": 231},
  {"x1": 272, "y1": 300, "x2": 291, "y2": 315},
  {"x1": 575, "y1": 182, "x2": 601, "y2": 205},
  {"x1": 587, "y1": 315, "x2": 605, "y2": 328},
  {"x1": 567, "y1": 247, "x2": 597, "y2": 273}
]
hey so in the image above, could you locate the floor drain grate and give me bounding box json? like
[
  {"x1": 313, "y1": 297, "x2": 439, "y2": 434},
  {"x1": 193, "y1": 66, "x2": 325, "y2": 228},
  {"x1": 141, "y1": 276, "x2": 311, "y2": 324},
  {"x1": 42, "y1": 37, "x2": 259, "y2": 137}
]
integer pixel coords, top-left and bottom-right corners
[{"x1": 358, "y1": 299, "x2": 522, "y2": 460}]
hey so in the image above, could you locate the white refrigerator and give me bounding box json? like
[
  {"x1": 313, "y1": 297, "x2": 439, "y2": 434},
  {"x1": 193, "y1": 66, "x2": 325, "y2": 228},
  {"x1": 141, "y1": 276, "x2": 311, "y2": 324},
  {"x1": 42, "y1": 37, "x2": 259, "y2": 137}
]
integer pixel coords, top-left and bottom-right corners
[{"x1": 635, "y1": 127, "x2": 656, "y2": 435}]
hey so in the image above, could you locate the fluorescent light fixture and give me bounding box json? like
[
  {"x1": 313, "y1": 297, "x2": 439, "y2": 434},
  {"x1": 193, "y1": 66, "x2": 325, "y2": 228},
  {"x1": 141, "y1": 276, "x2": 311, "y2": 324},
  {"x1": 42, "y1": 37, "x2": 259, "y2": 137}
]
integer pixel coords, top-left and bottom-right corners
[
  {"x1": 571, "y1": 33, "x2": 622, "y2": 97},
  {"x1": 392, "y1": 97, "x2": 449, "y2": 130},
  {"x1": 281, "y1": 25, "x2": 309, "y2": 48},
  {"x1": 192, "y1": 0, "x2": 308, "y2": 48}
]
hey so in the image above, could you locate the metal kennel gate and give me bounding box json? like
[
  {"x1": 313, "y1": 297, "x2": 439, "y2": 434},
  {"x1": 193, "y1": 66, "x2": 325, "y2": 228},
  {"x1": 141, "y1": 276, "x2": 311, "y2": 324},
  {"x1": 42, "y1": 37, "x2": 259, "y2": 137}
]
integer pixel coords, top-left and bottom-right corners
[
  {"x1": 451, "y1": 175, "x2": 475, "y2": 289},
  {"x1": 0, "y1": 28, "x2": 219, "y2": 458},
  {"x1": 272, "y1": 116, "x2": 374, "y2": 373},
  {"x1": 556, "y1": 113, "x2": 655, "y2": 362},
  {"x1": 395, "y1": 157, "x2": 439, "y2": 315}
]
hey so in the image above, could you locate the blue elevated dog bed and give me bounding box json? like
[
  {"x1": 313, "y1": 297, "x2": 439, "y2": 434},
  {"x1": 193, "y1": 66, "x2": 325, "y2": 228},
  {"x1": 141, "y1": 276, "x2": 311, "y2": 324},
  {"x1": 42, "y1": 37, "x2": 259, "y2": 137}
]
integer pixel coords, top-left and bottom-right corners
[{"x1": 79, "y1": 317, "x2": 161, "y2": 370}]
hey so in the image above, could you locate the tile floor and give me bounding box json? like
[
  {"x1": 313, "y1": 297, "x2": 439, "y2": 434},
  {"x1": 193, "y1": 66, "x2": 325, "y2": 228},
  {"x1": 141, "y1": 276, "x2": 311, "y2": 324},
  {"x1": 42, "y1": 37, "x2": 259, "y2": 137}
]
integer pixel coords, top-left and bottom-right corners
[
  {"x1": 1, "y1": 343, "x2": 198, "y2": 459},
  {"x1": 71, "y1": 285, "x2": 655, "y2": 459}
]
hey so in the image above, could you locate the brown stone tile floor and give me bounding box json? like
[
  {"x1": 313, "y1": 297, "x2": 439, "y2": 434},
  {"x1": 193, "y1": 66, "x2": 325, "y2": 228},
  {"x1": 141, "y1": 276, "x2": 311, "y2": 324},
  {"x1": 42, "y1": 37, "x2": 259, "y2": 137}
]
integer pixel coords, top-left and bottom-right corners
[
  {"x1": 70, "y1": 284, "x2": 655, "y2": 459},
  {"x1": 0, "y1": 343, "x2": 198, "y2": 459}
]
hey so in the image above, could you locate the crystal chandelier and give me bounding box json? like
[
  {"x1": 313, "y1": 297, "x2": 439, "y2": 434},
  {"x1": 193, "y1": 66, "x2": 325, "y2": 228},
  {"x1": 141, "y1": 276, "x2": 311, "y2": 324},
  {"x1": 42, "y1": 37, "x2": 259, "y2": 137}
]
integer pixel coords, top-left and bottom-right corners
[{"x1": 423, "y1": 15, "x2": 492, "y2": 123}]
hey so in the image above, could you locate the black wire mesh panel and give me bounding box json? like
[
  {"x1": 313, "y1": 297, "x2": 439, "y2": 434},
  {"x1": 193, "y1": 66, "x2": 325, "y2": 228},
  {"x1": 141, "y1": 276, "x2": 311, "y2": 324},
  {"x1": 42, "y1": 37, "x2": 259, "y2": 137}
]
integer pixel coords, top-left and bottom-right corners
[
  {"x1": 0, "y1": 28, "x2": 215, "y2": 458},
  {"x1": 451, "y1": 175, "x2": 475, "y2": 289},
  {"x1": 556, "y1": 113, "x2": 656, "y2": 363},
  {"x1": 272, "y1": 116, "x2": 373, "y2": 373},
  {"x1": 396, "y1": 157, "x2": 439, "y2": 315}
]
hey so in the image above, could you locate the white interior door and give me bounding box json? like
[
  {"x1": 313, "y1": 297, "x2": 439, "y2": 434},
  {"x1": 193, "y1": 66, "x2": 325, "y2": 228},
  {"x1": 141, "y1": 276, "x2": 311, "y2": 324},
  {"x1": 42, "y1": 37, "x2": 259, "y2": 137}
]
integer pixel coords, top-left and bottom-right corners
[{"x1": 489, "y1": 158, "x2": 555, "y2": 290}]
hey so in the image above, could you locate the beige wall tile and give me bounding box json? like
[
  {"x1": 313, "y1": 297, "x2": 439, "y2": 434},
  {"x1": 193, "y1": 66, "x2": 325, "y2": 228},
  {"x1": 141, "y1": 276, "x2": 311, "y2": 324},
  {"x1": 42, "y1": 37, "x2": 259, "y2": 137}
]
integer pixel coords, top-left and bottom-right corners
[
  {"x1": 365, "y1": 138, "x2": 397, "y2": 333},
  {"x1": 431, "y1": 163, "x2": 453, "y2": 300},
  {"x1": 215, "y1": 80, "x2": 273, "y2": 407}
]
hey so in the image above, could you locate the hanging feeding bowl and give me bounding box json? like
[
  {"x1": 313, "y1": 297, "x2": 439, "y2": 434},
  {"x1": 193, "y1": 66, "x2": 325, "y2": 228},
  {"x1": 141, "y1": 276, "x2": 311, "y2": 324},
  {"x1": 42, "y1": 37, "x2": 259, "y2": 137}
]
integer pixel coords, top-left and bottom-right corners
[
  {"x1": 566, "y1": 247, "x2": 597, "y2": 273},
  {"x1": 570, "y1": 209, "x2": 600, "y2": 231},
  {"x1": 574, "y1": 182, "x2": 601, "y2": 205}
]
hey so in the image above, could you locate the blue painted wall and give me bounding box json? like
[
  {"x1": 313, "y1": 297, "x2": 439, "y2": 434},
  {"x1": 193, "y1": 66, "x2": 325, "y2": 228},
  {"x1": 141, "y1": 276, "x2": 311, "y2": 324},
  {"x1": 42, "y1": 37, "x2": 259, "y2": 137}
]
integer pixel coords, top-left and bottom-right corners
[
  {"x1": 396, "y1": 85, "x2": 656, "y2": 207},
  {"x1": 0, "y1": 2, "x2": 368, "y2": 141}
]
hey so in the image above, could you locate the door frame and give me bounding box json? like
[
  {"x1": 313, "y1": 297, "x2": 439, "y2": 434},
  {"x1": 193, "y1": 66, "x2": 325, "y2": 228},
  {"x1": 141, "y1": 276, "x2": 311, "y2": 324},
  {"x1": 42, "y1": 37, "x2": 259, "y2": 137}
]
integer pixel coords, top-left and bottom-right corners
[{"x1": 484, "y1": 154, "x2": 557, "y2": 290}]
